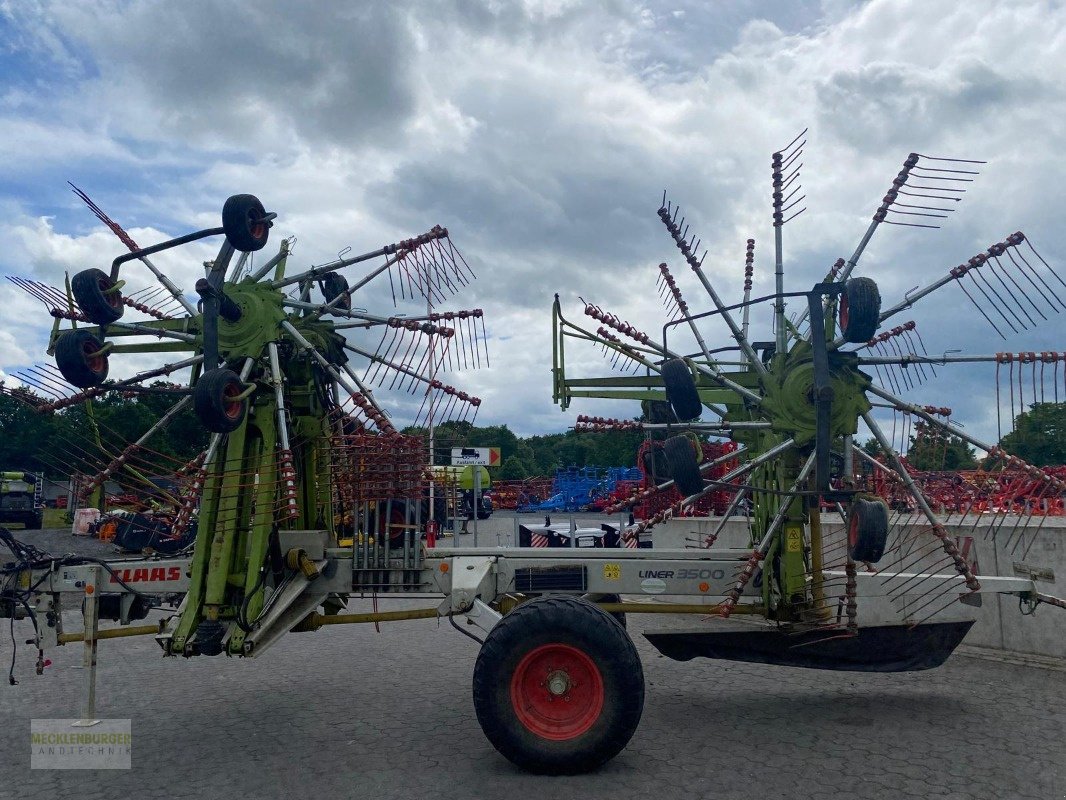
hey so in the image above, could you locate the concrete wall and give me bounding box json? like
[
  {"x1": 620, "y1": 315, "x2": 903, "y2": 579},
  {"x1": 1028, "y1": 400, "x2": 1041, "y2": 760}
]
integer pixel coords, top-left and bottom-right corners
[{"x1": 654, "y1": 514, "x2": 1065, "y2": 660}]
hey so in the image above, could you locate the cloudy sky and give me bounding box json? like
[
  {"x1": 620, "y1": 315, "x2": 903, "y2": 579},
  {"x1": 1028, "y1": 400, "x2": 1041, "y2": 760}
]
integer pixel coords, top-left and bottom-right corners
[{"x1": 1, "y1": 0, "x2": 1063, "y2": 452}]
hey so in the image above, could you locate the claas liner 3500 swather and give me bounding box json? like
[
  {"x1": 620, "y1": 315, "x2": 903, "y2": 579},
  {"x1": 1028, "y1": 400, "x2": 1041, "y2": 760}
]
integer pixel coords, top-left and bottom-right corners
[{"x1": 3, "y1": 136, "x2": 1066, "y2": 775}]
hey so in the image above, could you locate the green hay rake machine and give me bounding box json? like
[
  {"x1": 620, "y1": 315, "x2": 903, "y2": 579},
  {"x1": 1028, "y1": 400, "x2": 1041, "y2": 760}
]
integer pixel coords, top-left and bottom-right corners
[{"x1": 2, "y1": 136, "x2": 1064, "y2": 774}]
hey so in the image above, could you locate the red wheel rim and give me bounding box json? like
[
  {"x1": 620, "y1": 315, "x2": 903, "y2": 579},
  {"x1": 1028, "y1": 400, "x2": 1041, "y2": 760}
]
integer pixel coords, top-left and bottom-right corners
[
  {"x1": 388, "y1": 505, "x2": 406, "y2": 542},
  {"x1": 839, "y1": 293, "x2": 850, "y2": 331},
  {"x1": 510, "y1": 643, "x2": 604, "y2": 740},
  {"x1": 847, "y1": 509, "x2": 859, "y2": 550},
  {"x1": 247, "y1": 209, "x2": 266, "y2": 241},
  {"x1": 98, "y1": 276, "x2": 121, "y2": 310},
  {"x1": 80, "y1": 339, "x2": 106, "y2": 374},
  {"x1": 222, "y1": 381, "x2": 243, "y2": 420}
]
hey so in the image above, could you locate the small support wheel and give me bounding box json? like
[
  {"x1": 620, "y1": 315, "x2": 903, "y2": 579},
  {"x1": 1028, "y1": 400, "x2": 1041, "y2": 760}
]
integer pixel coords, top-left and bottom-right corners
[
  {"x1": 55, "y1": 328, "x2": 109, "y2": 387},
  {"x1": 472, "y1": 595, "x2": 644, "y2": 774},
  {"x1": 664, "y1": 434, "x2": 704, "y2": 496},
  {"x1": 847, "y1": 494, "x2": 890, "y2": 563},
  {"x1": 838, "y1": 277, "x2": 881, "y2": 344},
  {"x1": 661, "y1": 358, "x2": 702, "y2": 421},
  {"x1": 193, "y1": 368, "x2": 249, "y2": 433},
  {"x1": 222, "y1": 194, "x2": 270, "y2": 253},
  {"x1": 71, "y1": 268, "x2": 123, "y2": 324}
]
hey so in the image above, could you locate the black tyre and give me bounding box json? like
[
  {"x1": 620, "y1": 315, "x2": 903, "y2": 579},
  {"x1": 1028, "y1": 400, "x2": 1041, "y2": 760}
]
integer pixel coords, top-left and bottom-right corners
[
  {"x1": 838, "y1": 277, "x2": 881, "y2": 344},
  {"x1": 55, "y1": 329, "x2": 109, "y2": 387},
  {"x1": 222, "y1": 194, "x2": 270, "y2": 252},
  {"x1": 640, "y1": 444, "x2": 670, "y2": 482},
  {"x1": 193, "y1": 368, "x2": 248, "y2": 433},
  {"x1": 22, "y1": 511, "x2": 42, "y2": 530},
  {"x1": 584, "y1": 593, "x2": 626, "y2": 629},
  {"x1": 472, "y1": 596, "x2": 644, "y2": 774},
  {"x1": 847, "y1": 495, "x2": 890, "y2": 563},
  {"x1": 71, "y1": 268, "x2": 123, "y2": 324},
  {"x1": 320, "y1": 273, "x2": 351, "y2": 310},
  {"x1": 664, "y1": 435, "x2": 703, "y2": 496},
  {"x1": 661, "y1": 358, "x2": 702, "y2": 421}
]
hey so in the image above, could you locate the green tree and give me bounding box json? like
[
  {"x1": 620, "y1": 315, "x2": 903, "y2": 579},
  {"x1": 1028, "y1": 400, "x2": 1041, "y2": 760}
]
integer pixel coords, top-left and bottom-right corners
[
  {"x1": 861, "y1": 437, "x2": 882, "y2": 457},
  {"x1": 498, "y1": 455, "x2": 530, "y2": 480},
  {"x1": 906, "y1": 422, "x2": 977, "y2": 471},
  {"x1": 997, "y1": 402, "x2": 1066, "y2": 466}
]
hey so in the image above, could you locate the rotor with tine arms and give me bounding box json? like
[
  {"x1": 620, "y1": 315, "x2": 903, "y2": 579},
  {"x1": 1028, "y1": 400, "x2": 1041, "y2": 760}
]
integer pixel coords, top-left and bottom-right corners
[
  {"x1": 552, "y1": 133, "x2": 1066, "y2": 630},
  {"x1": 2, "y1": 190, "x2": 487, "y2": 656}
]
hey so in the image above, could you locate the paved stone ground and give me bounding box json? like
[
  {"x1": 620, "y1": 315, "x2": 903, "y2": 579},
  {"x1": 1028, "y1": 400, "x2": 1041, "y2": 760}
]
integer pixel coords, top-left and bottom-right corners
[{"x1": 1, "y1": 520, "x2": 1063, "y2": 799}]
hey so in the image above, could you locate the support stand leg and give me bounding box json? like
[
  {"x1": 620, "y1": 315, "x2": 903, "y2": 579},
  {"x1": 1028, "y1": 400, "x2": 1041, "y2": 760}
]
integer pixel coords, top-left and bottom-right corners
[{"x1": 72, "y1": 566, "x2": 101, "y2": 727}]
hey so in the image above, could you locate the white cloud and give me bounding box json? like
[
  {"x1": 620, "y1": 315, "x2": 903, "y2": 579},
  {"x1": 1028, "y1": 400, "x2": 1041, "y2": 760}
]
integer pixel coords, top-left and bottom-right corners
[{"x1": 0, "y1": 0, "x2": 1063, "y2": 449}]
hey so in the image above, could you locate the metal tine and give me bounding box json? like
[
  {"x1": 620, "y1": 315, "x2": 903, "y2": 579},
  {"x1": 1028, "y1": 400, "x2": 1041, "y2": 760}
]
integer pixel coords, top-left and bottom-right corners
[
  {"x1": 886, "y1": 338, "x2": 915, "y2": 390},
  {"x1": 422, "y1": 247, "x2": 453, "y2": 305},
  {"x1": 6, "y1": 277, "x2": 57, "y2": 309},
  {"x1": 420, "y1": 243, "x2": 456, "y2": 297},
  {"x1": 1006, "y1": 241, "x2": 1066, "y2": 310},
  {"x1": 902, "y1": 576, "x2": 973, "y2": 626},
  {"x1": 12, "y1": 372, "x2": 63, "y2": 400},
  {"x1": 408, "y1": 335, "x2": 434, "y2": 383},
  {"x1": 952, "y1": 270, "x2": 1006, "y2": 339},
  {"x1": 449, "y1": 314, "x2": 470, "y2": 369},
  {"x1": 414, "y1": 245, "x2": 452, "y2": 303},
  {"x1": 461, "y1": 316, "x2": 474, "y2": 370},
  {"x1": 990, "y1": 254, "x2": 1052, "y2": 322},
  {"x1": 387, "y1": 334, "x2": 420, "y2": 391},
  {"x1": 1000, "y1": 478, "x2": 1046, "y2": 554},
  {"x1": 440, "y1": 328, "x2": 457, "y2": 372},
  {"x1": 984, "y1": 254, "x2": 1037, "y2": 329},
  {"x1": 400, "y1": 329, "x2": 431, "y2": 383},
  {"x1": 900, "y1": 331, "x2": 929, "y2": 382},
  {"x1": 897, "y1": 335, "x2": 928, "y2": 384},
  {"x1": 22, "y1": 366, "x2": 76, "y2": 398},
  {"x1": 438, "y1": 237, "x2": 470, "y2": 289},
  {"x1": 883, "y1": 341, "x2": 907, "y2": 392},
  {"x1": 869, "y1": 343, "x2": 892, "y2": 393},
  {"x1": 879, "y1": 343, "x2": 903, "y2": 395},
  {"x1": 371, "y1": 326, "x2": 403, "y2": 377},
  {"x1": 396, "y1": 257, "x2": 416, "y2": 302},
  {"x1": 362, "y1": 330, "x2": 396, "y2": 385},
  {"x1": 435, "y1": 331, "x2": 458, "y2": 376},
  {"x1": 1019, "y1": 234, "x2": 1066, "y2": 292},
  {"x1": 908, "y1": 168, "x2": 976, "y2": 183},
  {"x1": 476, "y1": 312, "x2": 489, "y2": 368},
  {"x1": 968, "y1": 263, "x2": 1022, "y2": 334},
  {"x1": 1018, "y1": 490, "x2": 1055, "y2": 560},
  {"x1": 433, "y1": 238, "x2": 468, "y2": 288},
  {"x1": 440, "y1": 234, "x2": 474, "y2": 284},
  {"x1": 884, "y1": 547, "x2": 955, "y2": 597},
  {"x1": 658, "y1": 262, "x2": 685, "y2": 321},
  {"x1": 400, "y1": 249, "x2": 431, "y2": 303},
  {"x1": 468, "y1": 314, "x2": 481, "y2": 370},
  {"x1": 910, "y1": 326, "x2": 935, "y2": 376},
  {"x1": 447, "y1": 322, "x2": 464, "y2": 372},
  {"x1": 455, "y1": 315, "x2": 471, "y2": 369},
  {"x1": 385, "y1": 260, "x2": 399, "y2": 306}
]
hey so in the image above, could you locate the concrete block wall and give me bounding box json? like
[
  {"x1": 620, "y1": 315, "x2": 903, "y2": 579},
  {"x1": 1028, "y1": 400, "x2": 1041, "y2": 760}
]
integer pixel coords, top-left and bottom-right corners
[{"x1": 654, "y1": 515, "x2": 1065, "y2": 660}]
